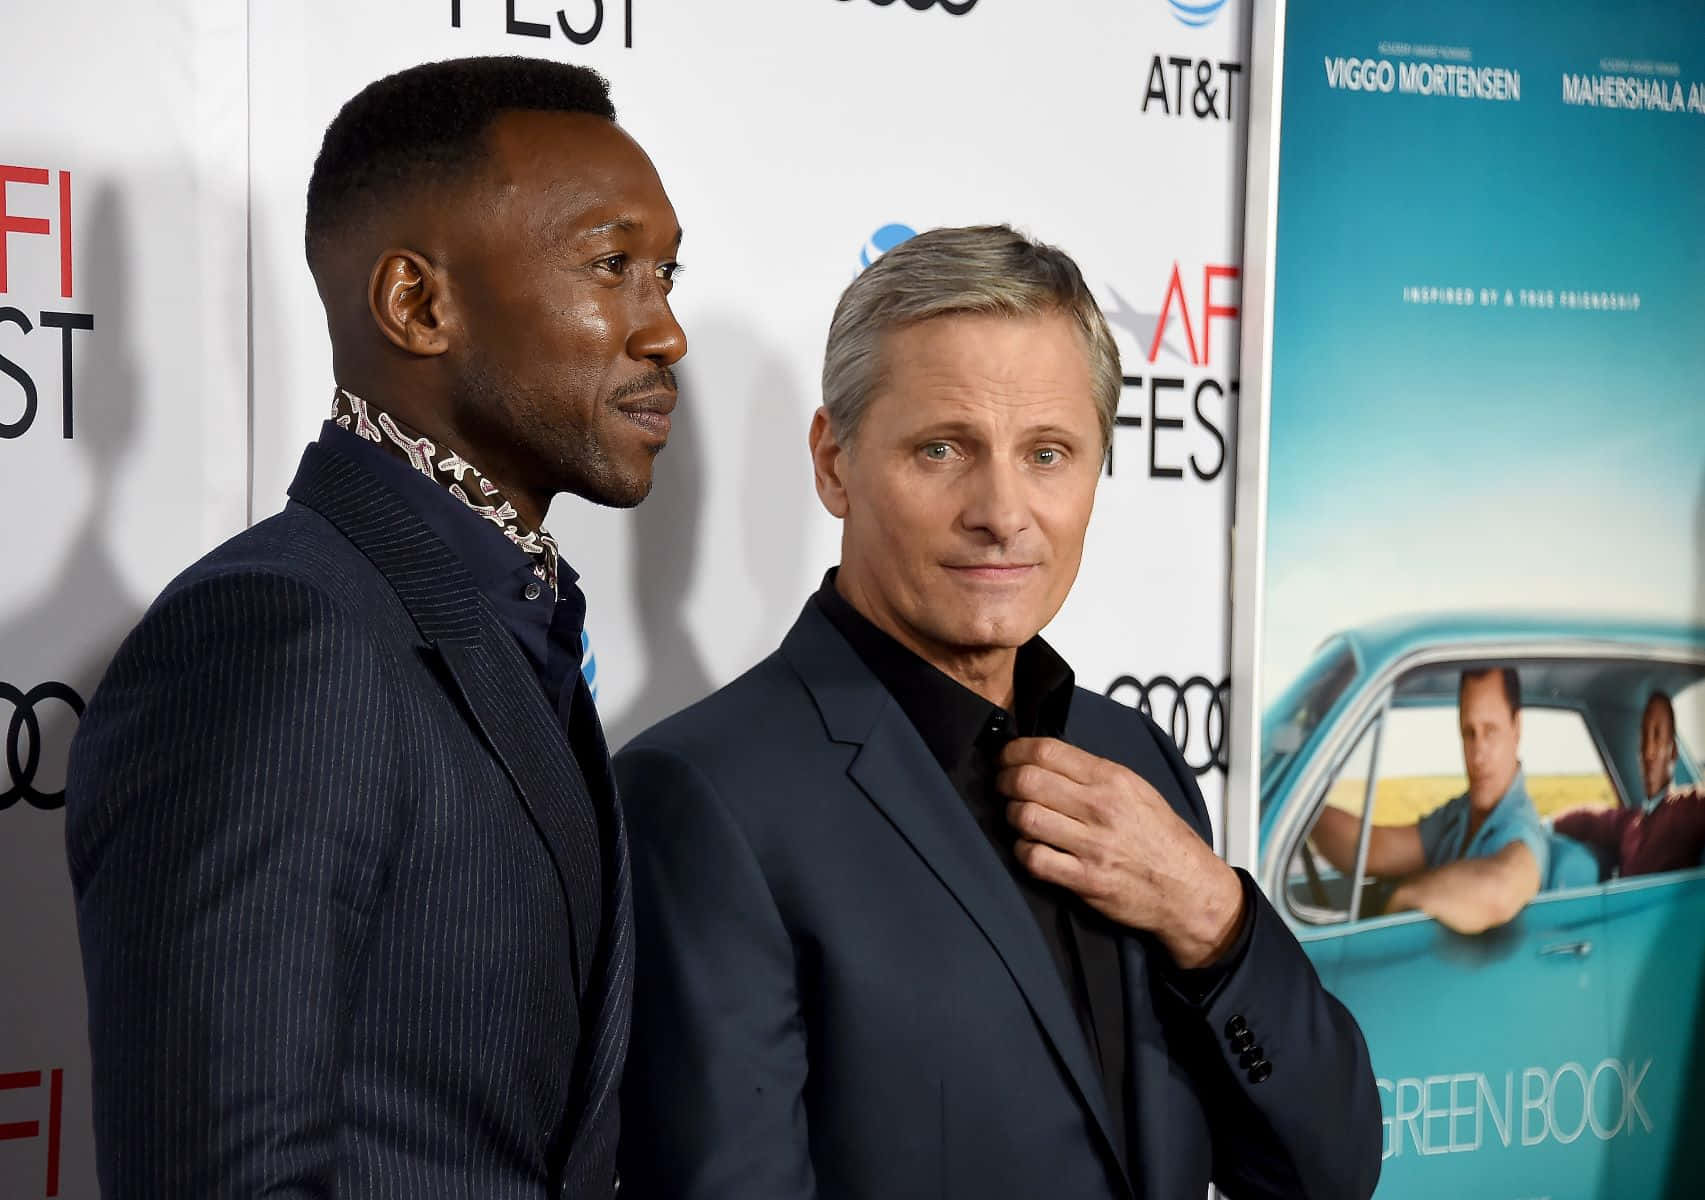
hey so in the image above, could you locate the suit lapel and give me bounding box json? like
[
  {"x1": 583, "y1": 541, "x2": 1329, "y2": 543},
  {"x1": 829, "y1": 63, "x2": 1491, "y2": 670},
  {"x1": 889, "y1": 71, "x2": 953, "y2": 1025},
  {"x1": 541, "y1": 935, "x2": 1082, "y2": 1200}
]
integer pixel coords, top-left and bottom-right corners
[
  {"x1": 783, "y1": 604, "x2": 1130, "y2": 1191},
  {"x1": 288, "y1": 441, "x2": 602, "y2": 990},
  {"x1": 433, "y1": 641, "x2": 603, "y2": 992}
]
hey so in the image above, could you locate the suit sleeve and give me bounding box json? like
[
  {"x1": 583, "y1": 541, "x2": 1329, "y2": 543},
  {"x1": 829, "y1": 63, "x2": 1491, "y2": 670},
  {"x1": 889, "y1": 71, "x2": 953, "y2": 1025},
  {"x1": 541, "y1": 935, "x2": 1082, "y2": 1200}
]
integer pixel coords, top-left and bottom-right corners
[
  {"x1": 1139, "y1": 713, "x2": 1383, "y2": 1200},
  {"x1": 65, "y1": 571, "x2": 400, "y2": 1199},
  {"x1": 615, "y1": 744, "x2": 817, "y2": 1200}
]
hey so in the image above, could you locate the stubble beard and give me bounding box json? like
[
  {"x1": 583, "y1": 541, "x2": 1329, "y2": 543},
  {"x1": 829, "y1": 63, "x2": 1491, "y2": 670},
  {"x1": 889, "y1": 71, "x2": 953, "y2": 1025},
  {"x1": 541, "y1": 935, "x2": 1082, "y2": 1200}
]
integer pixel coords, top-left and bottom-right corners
[{"x1": 449, "y1": 351, "x2": 656, "y2": 512}]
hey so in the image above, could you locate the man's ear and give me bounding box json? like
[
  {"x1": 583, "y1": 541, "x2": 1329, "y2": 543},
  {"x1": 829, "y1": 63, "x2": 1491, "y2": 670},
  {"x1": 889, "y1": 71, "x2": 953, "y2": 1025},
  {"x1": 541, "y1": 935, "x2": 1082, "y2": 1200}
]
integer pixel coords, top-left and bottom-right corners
[
  {"x1": 367, "y1": 249, "x2": 453, "y2": 357},
  {"x1": 808, "y1": 407, "x2": 850, "y2": 519}
]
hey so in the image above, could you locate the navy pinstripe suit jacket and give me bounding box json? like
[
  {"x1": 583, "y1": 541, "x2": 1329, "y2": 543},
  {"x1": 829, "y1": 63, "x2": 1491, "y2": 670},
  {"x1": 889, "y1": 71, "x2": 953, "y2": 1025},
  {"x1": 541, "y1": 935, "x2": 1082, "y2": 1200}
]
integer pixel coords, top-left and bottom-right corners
[{"x1": 66, "y1": 441, "x2": 630, "y2": 1199}]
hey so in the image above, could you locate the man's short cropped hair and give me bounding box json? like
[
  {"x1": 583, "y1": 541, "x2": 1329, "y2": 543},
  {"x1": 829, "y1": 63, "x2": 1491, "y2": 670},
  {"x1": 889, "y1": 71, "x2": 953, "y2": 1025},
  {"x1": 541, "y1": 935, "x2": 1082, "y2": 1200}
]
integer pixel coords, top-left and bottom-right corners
[
  {"x1": 1460, "y1": 666, "x2": 1522, "y2": 715},
  {"x1": 305, "y1": 56, "x2": 615, "y2": 267},
  {"x1": 821, "y1": 225, "x2": 1123, "y2": 447}
]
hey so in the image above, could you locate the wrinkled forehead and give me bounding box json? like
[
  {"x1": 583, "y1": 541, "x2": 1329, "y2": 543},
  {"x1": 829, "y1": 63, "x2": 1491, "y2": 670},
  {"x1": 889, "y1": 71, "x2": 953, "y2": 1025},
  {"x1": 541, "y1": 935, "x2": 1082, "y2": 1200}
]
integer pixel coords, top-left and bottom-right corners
[{"x1": 871, "y1": 312, "x2": 1098, "y2": 419}]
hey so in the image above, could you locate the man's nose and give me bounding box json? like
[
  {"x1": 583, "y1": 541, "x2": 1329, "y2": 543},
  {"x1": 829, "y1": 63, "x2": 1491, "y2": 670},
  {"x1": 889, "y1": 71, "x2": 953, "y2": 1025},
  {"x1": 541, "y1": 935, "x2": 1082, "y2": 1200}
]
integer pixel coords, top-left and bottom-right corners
[
  {"x1": 627, "y1": 290, "x2": 687, "y2": 367},
  {"x1": 960, "y1": 458, "x2": 1030, "y2": 543}
]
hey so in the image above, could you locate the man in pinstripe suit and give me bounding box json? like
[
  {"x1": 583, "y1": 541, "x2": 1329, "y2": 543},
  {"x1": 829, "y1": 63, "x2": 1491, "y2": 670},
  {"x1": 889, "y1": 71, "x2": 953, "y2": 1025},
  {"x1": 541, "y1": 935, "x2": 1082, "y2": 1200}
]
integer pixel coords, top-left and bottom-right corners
[{"x1": 65, "y1": 57, "x2": 685, "y2": 1198}]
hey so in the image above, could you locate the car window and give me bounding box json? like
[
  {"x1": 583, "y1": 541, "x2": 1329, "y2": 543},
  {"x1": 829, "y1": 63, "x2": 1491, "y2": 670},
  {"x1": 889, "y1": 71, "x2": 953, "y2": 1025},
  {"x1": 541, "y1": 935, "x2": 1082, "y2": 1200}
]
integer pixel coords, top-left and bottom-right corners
[
  {"x1": 1374, "y1": 704, "x2": 1616, "y2": 824},
  {"x1": 1261, "y1": 637, "x2": 1358, "y2": 814},
  {"x1": 1284, "y1": 718, "x2": 1378, "y2": 924},
  {"x1": 1675, "y1": 677, "x2": 1704, "y2": 786},
  {"x1": 1285, "y1": 703, "x2": 1618, "y2": 925}
]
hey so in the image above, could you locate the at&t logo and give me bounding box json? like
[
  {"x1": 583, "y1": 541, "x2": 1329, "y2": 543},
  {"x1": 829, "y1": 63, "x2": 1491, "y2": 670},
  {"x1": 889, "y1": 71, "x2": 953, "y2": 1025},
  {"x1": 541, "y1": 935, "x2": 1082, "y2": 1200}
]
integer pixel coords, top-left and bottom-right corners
[
  {"x1": 1, "y1": 681, "x2": 83, "y2": 812},
  {"x1": 837, "y1": 0, "x2": 980, "y2": 13},
  {"x1": 859, "y1": 223, "x2": 917, "y2": 271},
  {"x1": 1166, "y1": 0, "x2": 1228, "y2": 29}
]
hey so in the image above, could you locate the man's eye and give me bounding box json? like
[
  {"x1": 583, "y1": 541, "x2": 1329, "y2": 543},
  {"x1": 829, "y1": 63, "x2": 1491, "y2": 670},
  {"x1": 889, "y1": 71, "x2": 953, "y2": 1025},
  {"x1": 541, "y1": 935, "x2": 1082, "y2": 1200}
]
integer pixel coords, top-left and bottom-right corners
[
  {"x1": 657, "y1": 261, "x2": 683, "y2": 282},
  {"x1": 1035, "y1": 447, "x2": 1061, "y2": 465},
  {"x1": 922, "y1": 442, "x2": 952, "y2": 461},
  {"x1": 597, "y1": 254, "x2": 628, "y2": 274}
]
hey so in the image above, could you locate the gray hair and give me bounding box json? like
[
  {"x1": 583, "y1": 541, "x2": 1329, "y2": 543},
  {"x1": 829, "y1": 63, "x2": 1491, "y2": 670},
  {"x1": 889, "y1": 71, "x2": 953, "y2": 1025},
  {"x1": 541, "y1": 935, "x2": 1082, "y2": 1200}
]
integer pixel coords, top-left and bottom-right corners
[{"x1": 821, "y1": 224, "x2": 1122, "y2": 447}]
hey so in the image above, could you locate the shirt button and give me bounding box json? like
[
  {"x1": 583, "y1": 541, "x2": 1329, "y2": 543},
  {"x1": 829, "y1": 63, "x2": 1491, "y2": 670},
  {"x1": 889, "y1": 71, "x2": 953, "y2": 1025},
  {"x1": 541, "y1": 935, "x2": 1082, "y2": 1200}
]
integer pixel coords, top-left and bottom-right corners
[{"x1": 523, "y1": 581, "x2": 542, "y2": 601}]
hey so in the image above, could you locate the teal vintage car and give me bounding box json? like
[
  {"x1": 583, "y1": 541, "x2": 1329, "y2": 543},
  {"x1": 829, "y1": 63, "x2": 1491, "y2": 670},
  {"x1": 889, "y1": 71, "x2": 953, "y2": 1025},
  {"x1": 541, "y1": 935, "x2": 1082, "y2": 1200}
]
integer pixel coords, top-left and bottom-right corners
[{"x1": 1257, "y1": 614, "x2": 1705, "y2": 1199}]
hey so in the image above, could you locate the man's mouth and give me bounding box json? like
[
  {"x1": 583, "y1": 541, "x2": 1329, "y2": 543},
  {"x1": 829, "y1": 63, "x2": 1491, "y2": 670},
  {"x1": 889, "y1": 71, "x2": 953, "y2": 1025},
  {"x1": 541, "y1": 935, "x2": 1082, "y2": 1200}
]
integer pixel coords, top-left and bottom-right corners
[
  {"x1": 944, "y1": 562, "x2": 1039, "y2": 582},
  {"x1": 617, "y1": 390, "x2": 676, "y2": 439}
]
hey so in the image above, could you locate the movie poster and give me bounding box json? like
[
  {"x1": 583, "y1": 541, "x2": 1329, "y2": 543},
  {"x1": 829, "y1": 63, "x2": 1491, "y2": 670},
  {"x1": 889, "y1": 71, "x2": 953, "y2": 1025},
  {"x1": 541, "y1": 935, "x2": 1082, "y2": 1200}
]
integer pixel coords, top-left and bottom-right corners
[{"x1": 1234, "y1": 2, "x2": 1705, "y2": 1195}]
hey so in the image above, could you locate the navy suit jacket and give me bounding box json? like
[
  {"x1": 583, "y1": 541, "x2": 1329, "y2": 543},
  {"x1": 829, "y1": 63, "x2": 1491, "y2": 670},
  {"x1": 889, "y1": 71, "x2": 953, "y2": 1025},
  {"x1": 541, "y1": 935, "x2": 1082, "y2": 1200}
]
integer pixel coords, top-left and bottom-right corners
[
  {"x1": 66, "y1": 441, "x2": 631, "y2": 1198},
  {"x1": 615, "y1": 603, "x2": 1381, "y2": 1200}
]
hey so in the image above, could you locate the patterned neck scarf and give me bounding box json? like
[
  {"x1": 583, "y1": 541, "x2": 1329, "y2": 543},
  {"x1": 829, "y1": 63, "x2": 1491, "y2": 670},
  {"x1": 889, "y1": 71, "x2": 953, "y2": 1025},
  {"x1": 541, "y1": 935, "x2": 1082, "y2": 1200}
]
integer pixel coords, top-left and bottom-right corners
[{"x1": 331, "y1": 387, "x2": 560, "y2": 595}]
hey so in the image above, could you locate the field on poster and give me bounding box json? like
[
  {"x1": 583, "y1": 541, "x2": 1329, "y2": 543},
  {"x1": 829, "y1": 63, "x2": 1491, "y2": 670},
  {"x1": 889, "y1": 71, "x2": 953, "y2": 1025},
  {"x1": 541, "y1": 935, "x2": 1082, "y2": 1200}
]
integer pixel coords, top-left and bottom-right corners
[{"x1": 1234, "y1": 1, "x2": 1705, "y2": 1196}]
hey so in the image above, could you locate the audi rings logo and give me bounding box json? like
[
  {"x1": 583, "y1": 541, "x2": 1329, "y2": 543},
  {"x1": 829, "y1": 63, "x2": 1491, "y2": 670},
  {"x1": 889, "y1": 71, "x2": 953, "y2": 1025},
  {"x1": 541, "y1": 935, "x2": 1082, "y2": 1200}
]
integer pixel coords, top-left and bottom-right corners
[
  {"x1": 837, "y1": 0, "x2": 980, "y2": 14},
  {"x1": 1105, "y1": 674, "x2": 1228, "y2": 776},
  {"x1": 1, "y1": 681, "x2": 84, "y2": 811}
]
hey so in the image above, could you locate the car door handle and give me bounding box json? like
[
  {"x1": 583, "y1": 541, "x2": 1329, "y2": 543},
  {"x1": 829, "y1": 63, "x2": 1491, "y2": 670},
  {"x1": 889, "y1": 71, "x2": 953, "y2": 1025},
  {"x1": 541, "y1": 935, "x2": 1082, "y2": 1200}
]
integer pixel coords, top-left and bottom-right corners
[{"x1": 1539, "y1": 940, "x2": 1593, "y2": 959}]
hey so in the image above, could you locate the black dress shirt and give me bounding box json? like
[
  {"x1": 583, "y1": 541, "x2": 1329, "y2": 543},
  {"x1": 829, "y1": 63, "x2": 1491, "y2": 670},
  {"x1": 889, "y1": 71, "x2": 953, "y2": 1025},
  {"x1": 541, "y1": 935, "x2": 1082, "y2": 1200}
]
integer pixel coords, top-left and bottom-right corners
[
  {"x1": 814, "y1": 571, "x2": 1257, "y2": 1167},
  {"x1": 812, "y1": 572, "x2": 1134, "y2": 1161},
  {"x1": 320, "y1": 421, "x2": 590, "y2": 726}
]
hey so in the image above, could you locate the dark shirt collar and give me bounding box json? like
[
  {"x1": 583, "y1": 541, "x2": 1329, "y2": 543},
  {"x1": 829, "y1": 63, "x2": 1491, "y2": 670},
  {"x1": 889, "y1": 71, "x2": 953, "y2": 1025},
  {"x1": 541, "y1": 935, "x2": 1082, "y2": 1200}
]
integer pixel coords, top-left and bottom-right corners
[
  {"x1": 811, "y1": 568, "x2": 1074, "y2": 776},
  {"x1": 328, "y1": 386, "x2": 566, "y2": 595},
  {"x1": 317, "y1": 409, "x2": 588, "y2": 719}
]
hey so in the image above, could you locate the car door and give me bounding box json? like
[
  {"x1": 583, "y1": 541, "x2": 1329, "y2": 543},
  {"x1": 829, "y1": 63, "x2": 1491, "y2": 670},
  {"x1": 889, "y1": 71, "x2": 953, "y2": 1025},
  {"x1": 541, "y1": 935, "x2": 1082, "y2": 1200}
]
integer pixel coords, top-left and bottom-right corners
[
  {"x1": 1599, "y1": 675, "x2": 1705, "y2": 1195},
  {"x1": 1279, "y1": 696, "x2": 1612, "y2": 1199}
]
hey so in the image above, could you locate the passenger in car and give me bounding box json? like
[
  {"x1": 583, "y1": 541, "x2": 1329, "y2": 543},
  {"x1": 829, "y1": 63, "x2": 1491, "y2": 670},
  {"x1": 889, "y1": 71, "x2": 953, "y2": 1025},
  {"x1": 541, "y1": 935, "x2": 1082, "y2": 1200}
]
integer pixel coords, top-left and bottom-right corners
[
  {"x1": 1310, "y1": 667, "x2": 1547, "y2": 934},
  {"x1": 1554, "y1": 691, "x2": 1705, "y2": 877}
]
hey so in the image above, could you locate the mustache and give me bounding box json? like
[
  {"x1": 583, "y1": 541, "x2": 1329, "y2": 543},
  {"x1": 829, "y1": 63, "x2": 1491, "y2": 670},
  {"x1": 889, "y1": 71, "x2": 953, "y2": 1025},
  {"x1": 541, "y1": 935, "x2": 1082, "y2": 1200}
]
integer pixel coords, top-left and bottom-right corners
[{"x1": 609, "y1": 367, "x2": 679, "y2": 407}]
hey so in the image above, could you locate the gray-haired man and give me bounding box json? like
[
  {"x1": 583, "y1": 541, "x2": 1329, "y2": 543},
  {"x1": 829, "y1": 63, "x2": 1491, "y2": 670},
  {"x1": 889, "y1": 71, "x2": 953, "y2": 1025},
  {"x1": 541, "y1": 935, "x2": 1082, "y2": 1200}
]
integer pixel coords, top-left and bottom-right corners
[{"x1": 614, "y1": 225, "x2": 1380, "y2": 1200}]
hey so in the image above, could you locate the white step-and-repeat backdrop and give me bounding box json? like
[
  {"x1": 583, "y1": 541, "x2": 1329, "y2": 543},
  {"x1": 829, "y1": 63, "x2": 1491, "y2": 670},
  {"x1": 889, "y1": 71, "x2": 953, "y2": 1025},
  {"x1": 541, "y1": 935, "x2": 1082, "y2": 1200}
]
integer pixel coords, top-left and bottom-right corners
[{"x1": 1, "y1": 2, "x2": 1248, "y2": 1192}]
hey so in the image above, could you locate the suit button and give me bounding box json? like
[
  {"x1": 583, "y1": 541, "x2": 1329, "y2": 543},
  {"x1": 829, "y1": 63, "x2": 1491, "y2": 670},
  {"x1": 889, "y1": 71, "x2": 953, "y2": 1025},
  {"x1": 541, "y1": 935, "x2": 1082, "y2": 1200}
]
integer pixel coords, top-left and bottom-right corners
[
  {"x1": 1248, "y1": 1059, "x2": 1273, "y2": 1084},
  {"x1": 1231, "y1": 1028, "x2": 1255, "y2": 1052},
  {"x1": 1225, "y1": 1015, "x2": 1248, "y2": 1038},
  {"x1": 1239, "y1": 1046, "x2": 1265, "y2": 1069},
  {"x1": 613, "y1": 1169, "x2": 621, "y2": 1195}
]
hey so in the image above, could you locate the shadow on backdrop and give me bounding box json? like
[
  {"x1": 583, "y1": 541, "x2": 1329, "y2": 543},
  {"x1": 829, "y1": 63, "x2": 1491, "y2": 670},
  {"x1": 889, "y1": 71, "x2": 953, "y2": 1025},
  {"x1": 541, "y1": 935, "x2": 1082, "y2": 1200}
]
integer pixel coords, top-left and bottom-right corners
[
  {"x1": 0, "y1": 179, "x2": 146, "y2": 1200},
  {"x1": 605, "y1": 319, "x2": 810, "y2": 750},
  {"x1": 0, "y1": 181, "x2": 145, "y2": 816}
]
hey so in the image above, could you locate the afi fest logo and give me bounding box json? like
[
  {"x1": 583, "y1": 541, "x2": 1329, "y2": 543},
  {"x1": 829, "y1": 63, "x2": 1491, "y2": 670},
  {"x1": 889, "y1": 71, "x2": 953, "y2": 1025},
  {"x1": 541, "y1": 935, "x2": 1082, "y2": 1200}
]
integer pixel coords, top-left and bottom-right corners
[
  {"x1": 0, "y1": 1067, "x2": 64, "y2": 1198},
  {"x1": 0, "y1": 166, "x2": 93, "y2": 439},
  {"x1": 450, "y1": 1, "x2": 635, "y2": 48},
  {"x1": 1145, "y1": 0, "x2": 1242, "y2": 120},
  {"x1": 0, "y1": 682, "x2": 83, "y2": 812},
  {"x1": 1100, "y1": 263, "x2": 1238, "y2": 483},
  {"x1": 837, "y1": 0, "x2": 981, "y2": 13}
]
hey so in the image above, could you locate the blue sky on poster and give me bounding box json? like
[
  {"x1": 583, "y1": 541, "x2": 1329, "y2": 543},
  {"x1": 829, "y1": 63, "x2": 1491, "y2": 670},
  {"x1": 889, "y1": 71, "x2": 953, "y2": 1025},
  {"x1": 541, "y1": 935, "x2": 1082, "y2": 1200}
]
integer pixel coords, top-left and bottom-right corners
[{"x1": 1260, "y1": 0, "x2": 1705, "y2": 753}]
